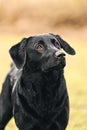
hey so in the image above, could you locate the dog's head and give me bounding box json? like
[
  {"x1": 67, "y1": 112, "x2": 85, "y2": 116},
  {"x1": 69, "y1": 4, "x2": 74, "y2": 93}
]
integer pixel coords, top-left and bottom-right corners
[{"x1": 9, "y1": 33, "x2": 75, "y2": 72}]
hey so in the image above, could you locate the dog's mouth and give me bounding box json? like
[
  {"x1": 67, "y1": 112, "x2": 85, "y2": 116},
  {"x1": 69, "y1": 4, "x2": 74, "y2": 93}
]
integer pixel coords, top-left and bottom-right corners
[
  {"x1": 44, "y1": 65, "x2": 59, "y2": 72},
  {"x1": 42, "y1": 54, "x2": 66, "y2": 72}
]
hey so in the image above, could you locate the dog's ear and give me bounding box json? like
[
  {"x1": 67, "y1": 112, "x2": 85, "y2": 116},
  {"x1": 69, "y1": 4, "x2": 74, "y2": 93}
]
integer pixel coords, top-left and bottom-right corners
[
  {"x1": 50, "y1": 33, "x2": 76, "y2": 55},
  {"x1": 9, "y1": 38, "x2": 27, "y2": 69}
]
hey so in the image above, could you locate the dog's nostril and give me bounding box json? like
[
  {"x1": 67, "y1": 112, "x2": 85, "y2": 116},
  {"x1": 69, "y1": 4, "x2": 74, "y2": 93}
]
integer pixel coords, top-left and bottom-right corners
[{"x1": 58, "y1": 53, "x2": 65, "y2": 57}]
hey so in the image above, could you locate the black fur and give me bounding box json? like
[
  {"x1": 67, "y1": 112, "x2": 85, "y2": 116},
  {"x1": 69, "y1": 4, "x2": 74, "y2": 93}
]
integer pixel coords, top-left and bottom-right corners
[{"x1": 0, "y1": 33, "x2": 75, "y2": 130}]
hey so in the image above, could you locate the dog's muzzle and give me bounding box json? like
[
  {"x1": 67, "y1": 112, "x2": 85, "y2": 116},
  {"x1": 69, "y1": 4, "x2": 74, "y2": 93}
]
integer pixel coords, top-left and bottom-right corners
[
  {"x1": 42, "y1": 50, "x2": 66, "y2": 72},
  {"x1": 55, "y1": 50, "x2": 66, "y2": 58}
]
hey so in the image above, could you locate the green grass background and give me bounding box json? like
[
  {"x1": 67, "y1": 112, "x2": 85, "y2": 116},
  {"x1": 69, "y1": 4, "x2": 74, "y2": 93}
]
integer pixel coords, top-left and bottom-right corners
[{"x1": 0, "y1": 34, "x2": 87, "y2": 130}]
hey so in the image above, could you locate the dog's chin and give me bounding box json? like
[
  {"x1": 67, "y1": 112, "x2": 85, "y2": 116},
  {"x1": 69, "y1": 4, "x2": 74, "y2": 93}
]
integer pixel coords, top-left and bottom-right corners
[
  {"x1": 42, "y1": 63, "x2": 61, "y2": 73},
  {"x1": 42, "y1": 59, "x2": 66, "y2": 73},
  {"x1": 44, "y1": 66, "x2": 59, "y2": 73}
]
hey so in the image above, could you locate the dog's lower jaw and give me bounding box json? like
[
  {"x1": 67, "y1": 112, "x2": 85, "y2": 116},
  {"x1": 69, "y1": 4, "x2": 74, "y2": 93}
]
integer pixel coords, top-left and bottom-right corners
[{"x1": 41, "y1": 57, "x2": 66, "y2": 73}]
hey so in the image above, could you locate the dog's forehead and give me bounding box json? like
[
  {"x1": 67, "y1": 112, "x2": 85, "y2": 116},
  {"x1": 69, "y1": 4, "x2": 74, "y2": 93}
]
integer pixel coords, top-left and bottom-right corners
[{"x1": 31, "y1": 34, "x2": 56, "y2": 43}]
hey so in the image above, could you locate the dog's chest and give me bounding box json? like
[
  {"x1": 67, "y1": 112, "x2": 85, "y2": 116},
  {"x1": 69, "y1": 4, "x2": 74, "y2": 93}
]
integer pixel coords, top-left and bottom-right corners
[{"x1": 24, "y1": 72, "x2": 60, "y2": 115}]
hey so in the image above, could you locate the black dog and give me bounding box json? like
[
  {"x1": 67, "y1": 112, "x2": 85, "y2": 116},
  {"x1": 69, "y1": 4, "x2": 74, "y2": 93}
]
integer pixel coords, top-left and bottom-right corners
[{"x1": 0, "y1": 33, "x2": 75, "y2": 130}]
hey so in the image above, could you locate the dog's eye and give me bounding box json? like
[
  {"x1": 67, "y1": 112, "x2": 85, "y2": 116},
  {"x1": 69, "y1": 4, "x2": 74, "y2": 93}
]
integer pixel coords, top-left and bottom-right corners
[
  {"x1": 35, "y1": 44, "x2": 45, "y2": 51},
  {"x1": 54, "y1": 42, "x2": 60, "y2": 49}
]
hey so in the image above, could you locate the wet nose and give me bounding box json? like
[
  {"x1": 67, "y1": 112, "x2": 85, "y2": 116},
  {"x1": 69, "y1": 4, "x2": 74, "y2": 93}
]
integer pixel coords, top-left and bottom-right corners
[{"x1": 55, "y1": 50, "x2": 65, "y2": 58}]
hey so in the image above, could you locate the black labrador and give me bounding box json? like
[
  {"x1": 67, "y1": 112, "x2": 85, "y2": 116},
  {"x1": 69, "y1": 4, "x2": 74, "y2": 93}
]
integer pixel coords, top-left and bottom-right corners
[{"x1": 0, "y1": 33, "x2": 75, "y2": 130}]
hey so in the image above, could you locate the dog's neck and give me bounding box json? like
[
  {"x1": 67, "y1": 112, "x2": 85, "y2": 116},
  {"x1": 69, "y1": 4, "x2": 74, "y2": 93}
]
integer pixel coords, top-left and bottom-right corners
[
  {"x1": 21, "y1": 65, "x2": 64, "y2": 87},
  {"x1": 18, "y1": 65, "x2": 66, "y2": 117}
]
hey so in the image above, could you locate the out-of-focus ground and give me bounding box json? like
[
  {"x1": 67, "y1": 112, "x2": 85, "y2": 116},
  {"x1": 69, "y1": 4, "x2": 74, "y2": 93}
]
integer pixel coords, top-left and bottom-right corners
[{"x1": 0, "y1": 0, "x2": 87, "y2": 130}]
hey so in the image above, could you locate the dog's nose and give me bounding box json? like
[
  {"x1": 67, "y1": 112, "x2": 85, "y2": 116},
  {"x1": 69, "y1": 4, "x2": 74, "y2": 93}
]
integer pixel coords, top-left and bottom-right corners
[{"x1": 55, "y1": 50, "x2": 65, "y2": 58}]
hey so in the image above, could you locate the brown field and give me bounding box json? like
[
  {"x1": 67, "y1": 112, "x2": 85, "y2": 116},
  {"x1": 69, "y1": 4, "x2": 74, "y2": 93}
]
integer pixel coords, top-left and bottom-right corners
[
  {"x1": 0, "y1": 0, "x2": 87, "y2": 34},
  {"x1": 0, "y1": 0, "x2": 87, "y2": 130}
]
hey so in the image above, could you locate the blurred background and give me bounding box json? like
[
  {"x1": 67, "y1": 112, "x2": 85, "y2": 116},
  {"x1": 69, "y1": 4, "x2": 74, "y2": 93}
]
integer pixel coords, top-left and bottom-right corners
[{"x1": 0, "y1": 0, "x2": 87, "y2": 130}]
